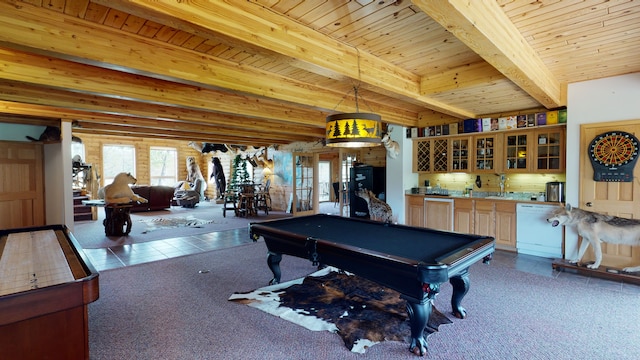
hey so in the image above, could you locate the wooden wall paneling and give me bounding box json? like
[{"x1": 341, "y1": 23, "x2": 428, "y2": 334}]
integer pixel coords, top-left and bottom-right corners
[{"x1": 77, "y1": 133, "x2": 203, "y2": 190}]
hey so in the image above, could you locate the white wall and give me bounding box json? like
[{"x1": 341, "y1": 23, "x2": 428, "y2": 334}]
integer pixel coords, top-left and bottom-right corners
[
  {"x1": 44, "y1": 121, "x2": 74, "y2": 229},
  {"x1": 565, "y1": 73, "x2": 640, "y2": 258},
  {"x1": 385, "y1": 125, "x2": 417, "y2": 224}
]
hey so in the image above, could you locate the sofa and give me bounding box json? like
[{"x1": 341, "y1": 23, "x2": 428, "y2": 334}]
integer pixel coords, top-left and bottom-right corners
[{"x1": 130, "y1": 185, "x2": 175, "y2": 212}]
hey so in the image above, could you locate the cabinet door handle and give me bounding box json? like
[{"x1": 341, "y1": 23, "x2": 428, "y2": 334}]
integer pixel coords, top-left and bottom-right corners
[{"x1": 586, "y1": 202, "x2": 593, "y2": 207}]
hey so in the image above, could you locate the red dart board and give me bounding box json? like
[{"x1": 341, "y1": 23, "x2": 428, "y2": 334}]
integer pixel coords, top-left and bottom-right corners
[{"x1": 588, "y1": 131, "x2": 639, "y2": 182}]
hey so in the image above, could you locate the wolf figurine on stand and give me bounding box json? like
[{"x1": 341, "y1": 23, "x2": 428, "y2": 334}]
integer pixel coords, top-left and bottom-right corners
[{"x1": 547, "y1": 204, "x2": 640, "y2": 273}]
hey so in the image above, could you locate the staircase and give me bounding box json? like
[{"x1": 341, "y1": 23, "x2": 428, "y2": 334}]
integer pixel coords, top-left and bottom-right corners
[{"x1": 73, "y1": 190, "x2": 94, "y2": 221}]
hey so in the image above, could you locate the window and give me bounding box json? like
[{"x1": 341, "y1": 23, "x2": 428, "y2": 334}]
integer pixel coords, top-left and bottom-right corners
[
  {"x1": 71, "y1": 141, "x2": 85, "y2": 163},
  {"x1": 102, "y1": 145, "x2": 136, "y2": 185},
  {"x1": 150, "y1": 147, "x2": 178, "y2": 186}
]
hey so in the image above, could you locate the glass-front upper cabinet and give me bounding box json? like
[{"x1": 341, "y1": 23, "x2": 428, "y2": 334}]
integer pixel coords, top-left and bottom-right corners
[
  {"x1": 473, "y1": 134, "x2": 499, "y2": 173},
  {"x1": 535, "y1": 127, "x2": 565, "y2": 172},
  {"x1": 450, "y1": 136, "x2": 470, "y2": 172},
  {"x1": 504, "y1": 131, "x2": 530, "y2": 172}
]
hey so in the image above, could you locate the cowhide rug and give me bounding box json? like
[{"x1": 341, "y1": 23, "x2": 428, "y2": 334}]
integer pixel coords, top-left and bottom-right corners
[
  {"x1": 139, "y1": 216, "x2": 214, "y2": 233},
  {"x1": 228, "y1": 267, "x2": 452, "y2": 354}
]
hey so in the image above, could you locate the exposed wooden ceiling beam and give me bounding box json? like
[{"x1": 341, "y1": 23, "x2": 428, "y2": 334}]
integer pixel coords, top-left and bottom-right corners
[
  {"x1": 91, "y1": 0, "x2": 475, "y2": 118},
  {"x1": 0, "y1": 2, "x2": 419, "y2": 125},
  {"x1": 421, "y1": 62, "x2": 505, "y2": 95},
  {"x1": 0, "y1": 101, "x2": 318, "y2": 145},
  {"x1": 412, "y1": 0, "x2": 564, "y2": 108},
  {"x1": 0, "y1": 80, "x2": 325, "y2": 139},
  {"x1": 71, "y1": 123, "x2": 279, "y2": 145}
]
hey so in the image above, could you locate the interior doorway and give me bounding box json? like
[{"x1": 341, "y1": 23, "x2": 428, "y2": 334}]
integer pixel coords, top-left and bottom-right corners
[{"x1": 318, "y1": 161, "x2": 331, "y2": 202}]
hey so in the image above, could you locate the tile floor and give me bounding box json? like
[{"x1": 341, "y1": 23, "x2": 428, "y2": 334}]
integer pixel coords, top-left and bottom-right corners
[
  {"x1": 82, "y1": 227, "x2": 252, "y2": 271},
  {"x1": 81, "y1": 200, "x2": 342, "y2": 271}
]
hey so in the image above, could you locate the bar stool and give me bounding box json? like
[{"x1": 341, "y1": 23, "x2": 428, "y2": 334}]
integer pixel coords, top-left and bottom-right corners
[{"x1": 255, "y1": 179, "x2": 271, "y2": 215}]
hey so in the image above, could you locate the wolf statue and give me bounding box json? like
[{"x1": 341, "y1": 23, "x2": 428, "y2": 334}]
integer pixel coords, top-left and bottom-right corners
[{"x1": 547, "y1": 204, "x2": 640, "y2": 272}]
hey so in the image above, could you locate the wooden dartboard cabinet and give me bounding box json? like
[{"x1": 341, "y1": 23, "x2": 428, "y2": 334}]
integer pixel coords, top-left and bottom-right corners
[{"x1": 580, "y1": 120, "x2": 640, "y2": 270}]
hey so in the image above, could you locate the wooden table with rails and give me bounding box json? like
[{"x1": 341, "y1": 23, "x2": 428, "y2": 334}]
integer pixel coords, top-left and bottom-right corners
[{"x1": 0, "y1": 225, "x2": 99, "y2": 360}]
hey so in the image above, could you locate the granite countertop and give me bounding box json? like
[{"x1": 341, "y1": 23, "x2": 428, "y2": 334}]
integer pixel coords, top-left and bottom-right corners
[{"x1": 405, "y1": 190, "x2": 560, "y2": 204}]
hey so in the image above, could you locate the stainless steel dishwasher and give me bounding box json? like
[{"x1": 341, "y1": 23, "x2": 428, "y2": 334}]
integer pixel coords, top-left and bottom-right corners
[{"x1": 516, "y1": 203, "x2": 563, "y2": 258}]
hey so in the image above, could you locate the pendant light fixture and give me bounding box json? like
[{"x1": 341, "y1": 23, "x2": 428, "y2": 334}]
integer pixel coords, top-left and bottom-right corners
[{"x1": 325, "y1": 49, "x2": 382, "y2": 148}]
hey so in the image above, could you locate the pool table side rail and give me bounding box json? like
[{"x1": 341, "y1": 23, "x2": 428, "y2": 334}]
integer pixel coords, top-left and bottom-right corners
[
  {"x1": 250, "y1": 216, "x2": 495, "y2": 270},
  {"x1": 251, "y1": 222, "x2": 444, "y2": 267},
  {"x1": 434, "y1": 240, "x2": 495, "y2": 278}
]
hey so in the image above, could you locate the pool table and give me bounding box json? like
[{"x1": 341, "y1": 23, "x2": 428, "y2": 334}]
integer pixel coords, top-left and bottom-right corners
[{"x1": 249, "y1": 214, "x2": 495, "y2": 356}]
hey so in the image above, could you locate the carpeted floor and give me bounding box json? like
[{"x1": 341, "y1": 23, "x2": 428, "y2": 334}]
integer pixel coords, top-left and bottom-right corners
[
  {"x1": 73, "y1": 201, "x2": 292, "y2": 249},
  {"x1": 88, "y1": 241, "x2": 640, "y2": 360}
]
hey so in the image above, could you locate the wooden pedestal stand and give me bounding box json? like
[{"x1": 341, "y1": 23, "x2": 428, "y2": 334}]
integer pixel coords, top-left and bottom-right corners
[{"x1": 552, "y1": 259, "x2": 640, "y2": 286}]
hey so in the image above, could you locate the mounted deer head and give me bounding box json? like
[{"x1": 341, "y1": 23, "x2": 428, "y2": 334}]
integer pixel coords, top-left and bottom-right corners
[{"x1": 381, "y1": 126, "x2": 400, "y2": 159}]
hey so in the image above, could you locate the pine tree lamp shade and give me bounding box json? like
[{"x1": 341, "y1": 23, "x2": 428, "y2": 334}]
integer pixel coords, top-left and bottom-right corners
[{"x1": 325, "y1": 112, "x2": 382, "y2": 148}]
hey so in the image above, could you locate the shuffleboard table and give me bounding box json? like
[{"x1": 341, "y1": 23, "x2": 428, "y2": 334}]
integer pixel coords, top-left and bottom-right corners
[
  {"x1": 249, "y1": 214, "x2": 494, "y2": 356},
  {"x1": 0, "y1": 224, "x2": 99, "y2": 360}
]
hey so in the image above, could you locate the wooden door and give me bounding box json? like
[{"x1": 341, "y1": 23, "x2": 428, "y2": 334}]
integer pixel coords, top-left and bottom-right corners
[
  {"x1": 405, "y1": 196, "x2": 425, "y2": 227},
  {"x1": 580, "y1": 120, "x2": 640, "y2": 268},
  {"x1": 454, "y1": 198, "x2": 474, "y2": 233},
  {"x1": 474, "y1": 200, "x2": 495, "y2": 237},
  {"x1": 0, "y1": 141, "x2": 44, "y2": 228},
  {"x1": 495, "y1": 202, "x2": 516, "y2": 249},
  {"x1": 424, "y1": 198, "x2": 453, "y2": 231}
]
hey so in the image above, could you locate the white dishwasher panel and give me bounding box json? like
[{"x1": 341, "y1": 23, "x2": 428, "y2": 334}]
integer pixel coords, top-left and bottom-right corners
[{"x1": 516, "y1": 203, "x2": 563, "y2": 258}]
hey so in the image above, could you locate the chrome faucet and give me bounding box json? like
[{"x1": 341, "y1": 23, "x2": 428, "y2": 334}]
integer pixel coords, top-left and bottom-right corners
[{"x1": 499, "y1": 174, "x2": 506, "y2": 196}]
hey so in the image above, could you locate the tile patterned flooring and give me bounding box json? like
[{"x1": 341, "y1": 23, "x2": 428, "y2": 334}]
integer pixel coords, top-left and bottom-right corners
[{"x1": 82, "y1": 228, "x2": 252, "y2": 272}]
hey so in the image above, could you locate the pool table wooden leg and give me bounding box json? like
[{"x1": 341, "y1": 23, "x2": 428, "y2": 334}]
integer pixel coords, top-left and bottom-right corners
[
  {"x1": 449, "y1": 269, "x2": 470, "y2": 319},
  {"x1": 266, "y1": 251, "x2": 282, "y2": 285},
  {"x1": 405, "y1": 299, "x2": 431, "y2": 356},
  {"x1": 405, "y1": 282, "x2": 440, "y2": 356}
]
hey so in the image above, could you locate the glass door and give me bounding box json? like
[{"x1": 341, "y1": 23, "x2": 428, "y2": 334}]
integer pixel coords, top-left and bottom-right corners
[
  {"x1": 451, "y1": 136, "x2": 470, "y2": 172},
  {"x1": 505, "y1": 132, "x2": 530, "y2": 172},
  {"x1": 292, "y1": 152, "x2": 316, "y2": 216},
  {"x1": 535, "y1": 128, "x2": 564, "y2": 172},
  {"x1": 318, "y1": 161, "x2": 331, "y2": 202},
  {"x1": 474, "y1": 135, "x2": 498, "y2": 173}
]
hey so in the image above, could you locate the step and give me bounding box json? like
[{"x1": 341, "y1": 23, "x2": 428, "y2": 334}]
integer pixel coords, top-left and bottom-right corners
[{"x1": 74, "y1": 213, "x2": 94, "y2": 221}]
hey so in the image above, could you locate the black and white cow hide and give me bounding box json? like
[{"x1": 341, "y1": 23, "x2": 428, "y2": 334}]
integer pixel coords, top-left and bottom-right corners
[{"x1": 229, "y1": 267, "x2": 451, "y2": 354}]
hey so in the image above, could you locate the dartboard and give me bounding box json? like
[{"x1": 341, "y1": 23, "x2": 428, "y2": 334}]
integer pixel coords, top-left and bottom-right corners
[{"x1": 588, "y1": 131, "x2": 639, "y2": 182}]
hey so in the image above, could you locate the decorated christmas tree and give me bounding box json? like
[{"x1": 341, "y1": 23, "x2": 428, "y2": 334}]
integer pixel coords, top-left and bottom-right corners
[{"x1": 229, "y1": 154, "x2": 251, "y2": 191}]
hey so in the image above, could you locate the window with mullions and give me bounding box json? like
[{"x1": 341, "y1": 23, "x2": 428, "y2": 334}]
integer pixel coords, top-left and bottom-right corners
[
  {"x1": 102, "y1": 145, "x2": 136, "y2": 186},
  {"x1": 150, "y1": 147, "x2": 178, "y2": 186}
]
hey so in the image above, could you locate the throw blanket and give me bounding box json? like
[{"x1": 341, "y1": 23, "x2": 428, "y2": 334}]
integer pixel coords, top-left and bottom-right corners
[{"x1": 229, "y1": 267, "x2": 452, "y2": 353}]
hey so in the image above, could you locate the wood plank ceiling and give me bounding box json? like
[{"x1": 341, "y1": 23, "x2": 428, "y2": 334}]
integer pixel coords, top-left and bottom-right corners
[{"x1": 0, "y1": 0, "x2": 638, "y2": 146}]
